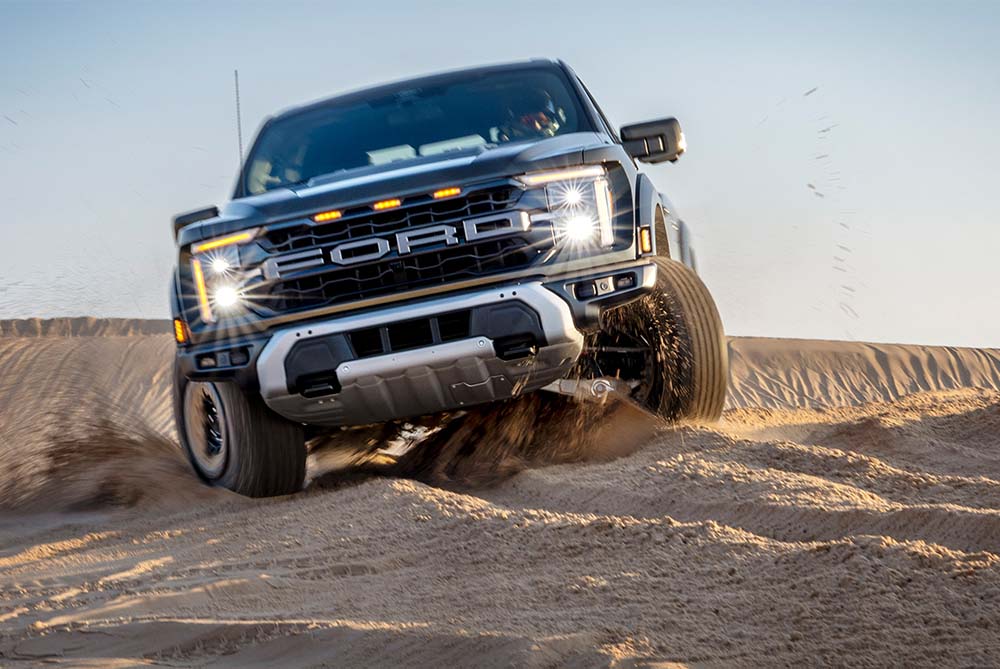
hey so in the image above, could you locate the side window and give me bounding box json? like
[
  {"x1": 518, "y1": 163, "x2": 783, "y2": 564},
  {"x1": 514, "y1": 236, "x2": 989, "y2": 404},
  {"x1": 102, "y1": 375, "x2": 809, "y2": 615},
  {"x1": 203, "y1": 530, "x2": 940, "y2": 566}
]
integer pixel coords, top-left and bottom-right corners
[{"x1": 578, "y1": 78, "x2": 620, "y2": 142}]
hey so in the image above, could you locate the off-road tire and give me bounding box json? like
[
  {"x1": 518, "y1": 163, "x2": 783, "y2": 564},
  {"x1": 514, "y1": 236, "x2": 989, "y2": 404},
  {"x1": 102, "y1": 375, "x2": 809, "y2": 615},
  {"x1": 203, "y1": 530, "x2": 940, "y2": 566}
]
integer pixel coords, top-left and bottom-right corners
[
  {"x1": 590, "y1": 257, "x2": 728, "y2": 422},
  {"x1": 173, "y1": 360, "x2": 306, "y2": 497}
]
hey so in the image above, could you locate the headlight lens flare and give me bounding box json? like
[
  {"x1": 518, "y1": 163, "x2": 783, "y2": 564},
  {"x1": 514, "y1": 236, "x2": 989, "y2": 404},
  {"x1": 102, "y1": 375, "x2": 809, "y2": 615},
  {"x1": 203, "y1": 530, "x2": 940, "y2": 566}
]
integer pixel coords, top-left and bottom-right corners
[
  {"x1": 535, "y1": 171, "x2": 615, "y2": 248},
  {"x1": 213, "y1": 285, "x2": 242, "y2": 310},
  {"x1": 549, "y1": 183, "x2": 584, "y2": 208},
  {"x1": 190, "y1": 238, "x2": 253, "y2": 323},
  {"x1": 562, "y1": 215, "x2": 598, "y2": 242},
  {"x1": 209, "y1": 256, "x2": 232, "y2": 275}
]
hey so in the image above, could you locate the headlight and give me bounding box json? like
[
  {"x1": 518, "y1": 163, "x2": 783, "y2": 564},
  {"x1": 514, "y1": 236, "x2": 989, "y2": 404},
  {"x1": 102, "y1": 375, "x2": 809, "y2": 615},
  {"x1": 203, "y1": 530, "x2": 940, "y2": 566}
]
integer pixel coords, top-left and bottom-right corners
[
  {"x1": 562, "y1": 214, "x2": 598, "y2": 242},
  {"x1": 518, "y1": 166, "x2": 615, "y2": 248},
  {"x1": 190, "y1": 228, "x2": 259, "y2": 323},
  {"x1": 212, "y1": 284, "x2": 242, "y2": 309}
]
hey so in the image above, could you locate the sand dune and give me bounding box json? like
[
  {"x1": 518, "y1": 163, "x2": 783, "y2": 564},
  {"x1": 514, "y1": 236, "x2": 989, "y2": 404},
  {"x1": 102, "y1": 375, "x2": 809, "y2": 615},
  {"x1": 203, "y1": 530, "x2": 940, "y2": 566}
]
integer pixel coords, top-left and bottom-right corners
[
  {"x1": 728, "y1": 336, "x2": 1000, "y2": 409},
  {"x1": 0, "y1": 317, "x2": 173, "y2": 338},
  {"x1": 1, "y1": 322, "x2": 999, "y2": 666}
]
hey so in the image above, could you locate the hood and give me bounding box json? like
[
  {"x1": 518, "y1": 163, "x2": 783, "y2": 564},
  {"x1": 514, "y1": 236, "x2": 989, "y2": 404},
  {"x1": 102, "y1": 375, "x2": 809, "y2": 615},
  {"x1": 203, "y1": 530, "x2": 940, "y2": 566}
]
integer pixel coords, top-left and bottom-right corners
[{"x1": 179, "y1": 132, "x2": 622, "y2": 246}]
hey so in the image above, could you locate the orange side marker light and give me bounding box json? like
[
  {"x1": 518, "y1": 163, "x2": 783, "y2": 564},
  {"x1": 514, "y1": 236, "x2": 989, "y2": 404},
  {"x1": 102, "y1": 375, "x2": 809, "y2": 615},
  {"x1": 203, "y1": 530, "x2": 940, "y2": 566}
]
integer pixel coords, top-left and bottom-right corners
[
  {"x1": 173, "y1": 318, "x2": 189, "y2": 344},
  {"x1": 639, "y1": 227, "x2": 653, "y2": 254}
]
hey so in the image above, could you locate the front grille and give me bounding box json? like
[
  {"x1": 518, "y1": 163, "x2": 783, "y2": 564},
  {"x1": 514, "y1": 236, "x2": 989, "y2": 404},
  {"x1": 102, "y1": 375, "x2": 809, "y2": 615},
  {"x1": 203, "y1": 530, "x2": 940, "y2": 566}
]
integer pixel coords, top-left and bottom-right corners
[
  {"x1": 263, "y1": 186, "x2": 520, "y2": 253},
  {"x1": 251, "y1": 184, "x2": 550, "y2": 316},
  {"x1": 258, "y1": 236, "x2": 534, "y2": 313}
]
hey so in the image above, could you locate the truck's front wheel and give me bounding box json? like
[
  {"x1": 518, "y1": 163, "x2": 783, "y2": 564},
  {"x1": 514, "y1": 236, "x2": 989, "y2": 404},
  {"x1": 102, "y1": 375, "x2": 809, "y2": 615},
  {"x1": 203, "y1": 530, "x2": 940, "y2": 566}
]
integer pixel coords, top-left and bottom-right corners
[
  {"x1": 174, "y1": 362, "x2": 306, "y2": 497},
  {"x1": 586, "y1": 257, "x2": 728, "y2": 422}
]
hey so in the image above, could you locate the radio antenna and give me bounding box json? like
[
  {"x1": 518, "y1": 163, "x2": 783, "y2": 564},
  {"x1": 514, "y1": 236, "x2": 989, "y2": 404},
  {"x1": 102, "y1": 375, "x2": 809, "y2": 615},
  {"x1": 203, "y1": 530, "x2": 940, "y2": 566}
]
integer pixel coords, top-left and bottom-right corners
[{"x1": 234, "y1": 69, "x2": 244, "y2": 166}]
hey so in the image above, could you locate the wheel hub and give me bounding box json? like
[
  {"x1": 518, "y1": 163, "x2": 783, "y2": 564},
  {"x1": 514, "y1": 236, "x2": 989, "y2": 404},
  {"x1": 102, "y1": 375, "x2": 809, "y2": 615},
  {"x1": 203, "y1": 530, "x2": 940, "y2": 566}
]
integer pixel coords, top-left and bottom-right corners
[
  {"x1": 584, "y1": 328, "x2": 659, "y2": 407},
  {"x1": 183, "y1": 382, "x2": 228, "y2": 479}
]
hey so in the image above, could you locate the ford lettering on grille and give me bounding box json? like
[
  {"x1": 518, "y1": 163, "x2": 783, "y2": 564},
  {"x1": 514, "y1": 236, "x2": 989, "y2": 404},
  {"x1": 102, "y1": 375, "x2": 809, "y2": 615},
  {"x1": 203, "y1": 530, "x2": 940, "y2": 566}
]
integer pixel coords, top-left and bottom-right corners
[{"x1": 264, "y1": 211, "x2": 530, "y2": 279}]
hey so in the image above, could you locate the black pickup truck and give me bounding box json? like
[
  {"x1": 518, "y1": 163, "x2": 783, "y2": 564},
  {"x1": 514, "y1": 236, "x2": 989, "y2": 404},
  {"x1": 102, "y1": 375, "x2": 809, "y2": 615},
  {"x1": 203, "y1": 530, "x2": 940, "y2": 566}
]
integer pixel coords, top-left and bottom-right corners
[{"x1": 170, "y1": 59, "x2": 727, "y2": 497}]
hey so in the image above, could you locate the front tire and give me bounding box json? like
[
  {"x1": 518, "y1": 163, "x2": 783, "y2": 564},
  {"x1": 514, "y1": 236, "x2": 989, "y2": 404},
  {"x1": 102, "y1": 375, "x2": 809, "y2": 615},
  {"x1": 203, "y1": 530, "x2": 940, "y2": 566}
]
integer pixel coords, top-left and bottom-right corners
[
  {"x1": 585, "y1": 257, "x2": 728, "y2": 422},
  {"x1": 173, "y1": 360, "x2": 306, "y2": 497}
]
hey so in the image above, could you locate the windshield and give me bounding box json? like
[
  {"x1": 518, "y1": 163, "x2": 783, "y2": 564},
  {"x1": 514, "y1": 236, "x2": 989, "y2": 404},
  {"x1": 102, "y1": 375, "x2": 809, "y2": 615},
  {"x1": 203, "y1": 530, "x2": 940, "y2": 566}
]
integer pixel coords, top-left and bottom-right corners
[{"x1": 241, "y1": 67, "x2": 592, "y2": 196}]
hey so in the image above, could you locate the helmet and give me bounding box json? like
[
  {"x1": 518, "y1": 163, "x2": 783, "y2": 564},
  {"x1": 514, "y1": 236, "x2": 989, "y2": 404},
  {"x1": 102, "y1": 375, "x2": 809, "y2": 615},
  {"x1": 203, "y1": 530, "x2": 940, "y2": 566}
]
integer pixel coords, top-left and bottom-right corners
[{"x1": 498, "y1": 88, "x2": 562, "y2": 141}]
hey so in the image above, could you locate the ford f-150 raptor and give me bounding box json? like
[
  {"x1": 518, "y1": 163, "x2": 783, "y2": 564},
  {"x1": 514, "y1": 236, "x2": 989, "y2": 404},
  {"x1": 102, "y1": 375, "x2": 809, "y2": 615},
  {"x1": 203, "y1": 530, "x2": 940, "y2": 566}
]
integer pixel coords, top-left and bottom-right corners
[{"x1": 170, "y1": 60, "x2": 727, "y2": 497}]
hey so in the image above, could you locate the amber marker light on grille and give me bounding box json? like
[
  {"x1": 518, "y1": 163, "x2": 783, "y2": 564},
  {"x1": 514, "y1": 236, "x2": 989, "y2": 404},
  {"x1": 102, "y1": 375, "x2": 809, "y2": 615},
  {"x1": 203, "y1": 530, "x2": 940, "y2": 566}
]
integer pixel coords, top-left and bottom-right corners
[
  {"x1": 312, "y1": 209, "x2": 342, "y2": 223},
  {"x1": 639, "y1": 227, "x2": 653, "y2": 254},
  {"x1": 432, "y1": 187, "x2": 461, "y2": 199},
  {"x1": 192, "y1": 231, "x2": 255, "y2": 254},
  {"x1": 372, "y1": 198, "x2": 402, "y2": 210},
  {"x1": 191, "y1": 258, "x2": 214, "y2": 323}
]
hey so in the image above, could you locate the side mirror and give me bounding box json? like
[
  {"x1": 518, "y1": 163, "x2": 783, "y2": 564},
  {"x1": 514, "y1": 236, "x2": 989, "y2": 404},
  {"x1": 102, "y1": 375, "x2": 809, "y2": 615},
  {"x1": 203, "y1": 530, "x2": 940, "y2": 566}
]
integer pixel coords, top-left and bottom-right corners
[
  {"x1": 173, "y1": 206, "x2": 219, "y2": 240},
  {"x1": 620, "y1": 117, "x2": 686, "y2": 164}
]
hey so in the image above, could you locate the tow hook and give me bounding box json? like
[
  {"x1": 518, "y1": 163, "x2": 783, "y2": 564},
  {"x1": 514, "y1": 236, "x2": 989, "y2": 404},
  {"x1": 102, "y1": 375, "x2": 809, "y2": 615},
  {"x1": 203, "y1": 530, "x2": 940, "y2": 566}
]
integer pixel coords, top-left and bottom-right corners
[{"x1": 541, "y1": 377, "x2": 635, "y2": 403}]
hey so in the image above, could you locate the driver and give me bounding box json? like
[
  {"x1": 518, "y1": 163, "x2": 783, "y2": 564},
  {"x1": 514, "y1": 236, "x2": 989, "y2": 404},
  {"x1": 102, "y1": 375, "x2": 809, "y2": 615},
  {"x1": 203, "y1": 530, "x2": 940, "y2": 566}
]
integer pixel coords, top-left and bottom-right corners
[{"x1": 497, "y1": 89, "x2": 562, "y2": 142}]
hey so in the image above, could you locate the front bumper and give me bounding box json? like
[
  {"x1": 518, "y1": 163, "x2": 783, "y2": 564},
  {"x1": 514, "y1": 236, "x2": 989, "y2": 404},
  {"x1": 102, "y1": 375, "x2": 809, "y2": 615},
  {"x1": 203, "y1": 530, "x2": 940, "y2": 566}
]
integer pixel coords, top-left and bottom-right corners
[
  {"x1": 177, "y1": 261, "x2": 657, "y2": 426},
  {"x1": 258, "y1": 281, "x2": 580, "y2": 425}
]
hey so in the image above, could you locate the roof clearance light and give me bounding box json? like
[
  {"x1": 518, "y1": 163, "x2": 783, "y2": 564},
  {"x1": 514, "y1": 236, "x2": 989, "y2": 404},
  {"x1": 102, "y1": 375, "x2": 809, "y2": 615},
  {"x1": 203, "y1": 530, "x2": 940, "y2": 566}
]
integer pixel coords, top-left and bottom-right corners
[
  {"x1": 432, "y1": 187, "x2": 462, "y2": 199},
  {"x1": 518, "y1": 165, "x2": 605, "y2": 186},
  {"x1": 192, "y1": 231, "x2": 255, "y2": 254},
  {"x1": 373, "y1": 198, "x2": 402, "y2": 211},
  {"x1": 312, "y1": 209, "x2": 342, "y2": 223}
]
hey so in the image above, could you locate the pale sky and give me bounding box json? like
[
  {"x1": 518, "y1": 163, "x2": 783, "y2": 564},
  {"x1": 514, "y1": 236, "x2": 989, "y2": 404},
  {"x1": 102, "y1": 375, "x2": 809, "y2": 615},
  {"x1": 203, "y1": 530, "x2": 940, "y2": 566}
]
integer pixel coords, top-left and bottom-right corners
[{"x1": 1, "y1": 1, "x2": 998, "y2": 346}]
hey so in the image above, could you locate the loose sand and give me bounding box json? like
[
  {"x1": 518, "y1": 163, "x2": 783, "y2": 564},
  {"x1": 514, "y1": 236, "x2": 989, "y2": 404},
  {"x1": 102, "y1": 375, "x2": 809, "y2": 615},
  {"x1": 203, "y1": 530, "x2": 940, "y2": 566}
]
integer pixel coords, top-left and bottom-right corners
[{"x1": 1, "y1": 320, "x2": 998, "y2": 667}]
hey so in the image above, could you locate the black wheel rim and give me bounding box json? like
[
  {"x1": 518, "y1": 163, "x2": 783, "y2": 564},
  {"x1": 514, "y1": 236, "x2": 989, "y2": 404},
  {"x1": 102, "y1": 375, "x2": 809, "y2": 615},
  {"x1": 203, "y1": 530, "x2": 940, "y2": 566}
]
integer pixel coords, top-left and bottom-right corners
[
  {"x1": 202, "y1": 394, "x2": 224, "y2": 457},
  {"x1": 183, "y1": 382, "x2": 228, "y2": 479},
  {"x1": 584, "y1": 326, "x2": 660, "y2": 407}
]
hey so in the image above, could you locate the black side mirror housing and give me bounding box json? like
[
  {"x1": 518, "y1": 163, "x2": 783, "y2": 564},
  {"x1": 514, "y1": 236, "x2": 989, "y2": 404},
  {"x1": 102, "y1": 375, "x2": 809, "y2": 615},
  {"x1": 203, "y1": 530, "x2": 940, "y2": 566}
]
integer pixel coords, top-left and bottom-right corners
[
  {"x1": 173, "y1": 206, "x2": 219, "y2": 240},
  {"x1": 620, "y1": 117, "x2": 686, "y2": 164}
]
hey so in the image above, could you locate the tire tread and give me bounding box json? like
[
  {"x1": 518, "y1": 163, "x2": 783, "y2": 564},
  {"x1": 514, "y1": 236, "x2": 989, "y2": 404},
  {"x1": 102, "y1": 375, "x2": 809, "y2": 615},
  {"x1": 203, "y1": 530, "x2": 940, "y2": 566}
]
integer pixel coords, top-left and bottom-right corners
[
  {"x1": 217, "y1": 383, "x2": 305, "y2": 497},
  {"x1": 653, "y1": 257, "x2": 728, "y2": 421},
  {"x1": 174, "y1": 358, "x2": 305, "y2": 498}
]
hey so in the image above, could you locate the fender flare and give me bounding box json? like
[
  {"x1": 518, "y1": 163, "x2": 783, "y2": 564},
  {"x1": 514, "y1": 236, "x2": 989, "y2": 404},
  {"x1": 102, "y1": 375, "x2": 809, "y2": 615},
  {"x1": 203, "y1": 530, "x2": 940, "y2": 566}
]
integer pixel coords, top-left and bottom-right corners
[
  {"x1": 634, "y1": 173, "x2": 663, "y2": 255},
  {"x1": 674, "y1": 218, "x2": 694, "y2": 269},
  {"x1": 169, "y1": 270, "x2": 184, "y2": 321},
  {"x1": 635, "y1": 174, "x2": 683, "y2": 261}
]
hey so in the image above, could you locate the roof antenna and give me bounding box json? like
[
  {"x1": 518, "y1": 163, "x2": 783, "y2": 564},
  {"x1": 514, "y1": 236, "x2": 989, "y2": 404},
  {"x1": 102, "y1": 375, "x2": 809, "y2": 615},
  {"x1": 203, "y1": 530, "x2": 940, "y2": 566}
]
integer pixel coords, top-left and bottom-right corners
[{"x1": 234, "y1": 69, "x2": 244, "y2": 166}]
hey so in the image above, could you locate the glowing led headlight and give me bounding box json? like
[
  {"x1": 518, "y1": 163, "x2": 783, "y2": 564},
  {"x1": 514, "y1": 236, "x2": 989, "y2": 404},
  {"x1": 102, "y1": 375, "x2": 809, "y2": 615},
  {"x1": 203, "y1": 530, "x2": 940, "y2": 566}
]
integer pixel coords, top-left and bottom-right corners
[
  {"x1": 191, "y1": 228, "x2": 259, "y2": 254},
  {"x1": 213, "y1": 285, "x2": 242, "y2": 310},
  {"x1": 518, "y1": 165, "x2": 605, "y2": 186},
  {"x1": 551, "y1": 184, "x2": 584, "y2": 208},
  {"x1": 189, "y1": 230, "x2": 258, "y2": 323},
  {"x1": 193, "y1": 263, "x2": 248, "y2": 322},
  {"x1": 592, "y1": 178, "x2": 614, "y2": 247},
  {"x1": 209, "y1": 256, "x2": 232, "y2": 275},
  {"x1": 562, "y1": 215, "x2": 598, "y2": 242},
  {"x1": 520, "y1": 166, "x2": 614, "y2": 248},
  {"x1": 524, "y1": 167, "x2": 614, "y2": 248}
]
